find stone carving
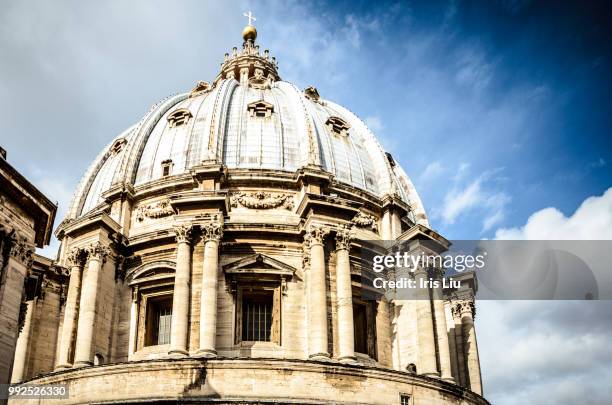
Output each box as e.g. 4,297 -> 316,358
230,191 -> 294,210
451,299 -> 476,319
86,242 -> 110,263
201,222 -> 223,242
135,199 -> 175,222
173,224 -> 193,244
351,211 -> 378,231
8,236 -> 35,267
335,228 -> 353,251
305,224 -> 330,247
66,247 -> 88,268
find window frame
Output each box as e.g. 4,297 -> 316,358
234,283 -> 282,346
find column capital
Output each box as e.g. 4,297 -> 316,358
305,224 -> 330,247
86,242 -> 110,263
334,227 -> 353,251
201,221 -> 223,242
8,236 -> 35,267
451,298 -> 476,319
66,247 -> 88,268
173,224 -> 193,244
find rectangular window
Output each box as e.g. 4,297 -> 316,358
242,290 -> 273,342
400,394 -> 410,405
354,302 -> 368,354
146,296 -> 173,346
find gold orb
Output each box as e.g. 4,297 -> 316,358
242,25 -> 257,41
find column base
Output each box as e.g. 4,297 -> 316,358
338,355 -> 358,364
167,349 -> 189,358
55,364 -> 73,371
194,349 -> 217,359
72,360 -> 93,368
422,372 -> 441,378
442,376 -> 456,383
308,352 -> 330,361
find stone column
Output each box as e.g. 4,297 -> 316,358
306,225 -> 330,359
169,224 -> 193,356
459,298 -> 482,395
128,286 -> 139,358
197,221 -> 223,357
414,267 -> 438,376
10,298 -> 36,383
452,305 -> 467,387
335,228 -> 355,363
73,242 -> 109,367
56,247 -> 86,370
0,234 -> 34,385
381,210 -> 392,240
431,268 -> 453,381
391,210 -> 402,239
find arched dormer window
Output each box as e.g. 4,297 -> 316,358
325,116 -> 350,136
247,100 -> 274,118
167,108 -> 192,127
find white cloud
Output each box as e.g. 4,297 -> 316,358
438,166 -> 510,232
479,189 -> 612,404
420,161 -> 444,182
495,187 -> 612,240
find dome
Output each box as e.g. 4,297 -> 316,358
65,30 -> 429,228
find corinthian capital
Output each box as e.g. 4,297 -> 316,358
451,298 -> 476,319
9,237 -> 35,267
305,224 -> 330,247
66,247 -> 88,268
201,221 -> 223,242
335,227 -> 353,251
86,242 -> 110,263
173,224 -> 193,244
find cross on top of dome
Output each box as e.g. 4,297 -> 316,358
243,10 -> 256,26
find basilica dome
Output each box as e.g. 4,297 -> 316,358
12,22 -> 486,405
65,34 -> 428,227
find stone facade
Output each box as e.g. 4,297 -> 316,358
8,24 -> 487,405
0,150 -> 56,387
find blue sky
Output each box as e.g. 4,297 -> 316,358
1,1 -> 611,404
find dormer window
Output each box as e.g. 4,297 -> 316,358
385,152 -> 396,167
167,109 -> 192,127
304,86 -> 320,102
325,116 -> 350,136
110,138 -> 127,155
189,81 -> 211,97
247,100 -> 274,118
161,159 -> 173,177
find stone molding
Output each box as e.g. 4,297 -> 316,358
135,199 -> 175,222
230,191 -> 294,210
173,224 -> 193,244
